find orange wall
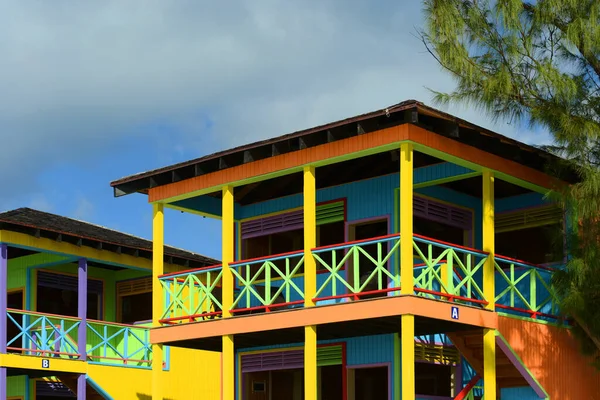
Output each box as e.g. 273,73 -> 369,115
498,316 -> 600,400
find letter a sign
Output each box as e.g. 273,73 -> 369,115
451,306 -> 459,320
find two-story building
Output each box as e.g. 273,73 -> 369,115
0,208 -> 220,399
47,98 -> 599,399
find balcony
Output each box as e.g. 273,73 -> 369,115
157,233 -> 561,328
6,309 -> 153,368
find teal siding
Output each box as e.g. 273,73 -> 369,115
501,386 -> 540,399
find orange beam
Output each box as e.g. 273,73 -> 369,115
150,296 -> 497,344
148,124 -> 557,203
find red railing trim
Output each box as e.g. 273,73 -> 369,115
312,233 -> 400,252
159,264 -> 223,279
494,254 -> 556,271
413,233 -> 489,255
7,308 -> 82,322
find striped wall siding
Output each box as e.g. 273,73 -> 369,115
6,376 -> 27,398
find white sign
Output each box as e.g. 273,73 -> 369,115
451,306 -> 459,320
42,359 -> 50,369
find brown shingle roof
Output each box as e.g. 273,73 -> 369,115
0,207 -> 218,268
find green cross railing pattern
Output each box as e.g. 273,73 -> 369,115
312,234 -> 401,302
413,235 -> 489,307
86,320 -> 152,366
159,265 -> 224,324
155,234 -> 562,324
494,256 -> 559,321
230,251 -> 305,313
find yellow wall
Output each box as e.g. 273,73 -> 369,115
88,347 -> 221,399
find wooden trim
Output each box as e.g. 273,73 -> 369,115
149,124 -> 559,203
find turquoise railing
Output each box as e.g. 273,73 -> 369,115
5,309 -> 153,367
159,265 -> 223,323
6,309 -> 81,358
313,234 -> 401,301
86,320 -> 152,367
230,251 -> 305,313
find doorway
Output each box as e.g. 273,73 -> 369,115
6,290 -> 23,352
352,366 -> 389,400
348,219 -> 389,298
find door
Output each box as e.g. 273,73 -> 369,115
348,220 -> 389,298
245,371 -> 269,400
353,366 -> 388,400
7,291 -> 23,352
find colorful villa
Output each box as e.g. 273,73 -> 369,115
2,100 -> 600,399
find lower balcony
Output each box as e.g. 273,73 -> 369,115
5,309 -> 154,368
154,234 -> 560,349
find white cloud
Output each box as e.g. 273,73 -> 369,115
0,0 -> 551,203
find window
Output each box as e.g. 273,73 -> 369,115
414,363 -> 453,397
120,292 -> 152,324
496,224 -> 562,264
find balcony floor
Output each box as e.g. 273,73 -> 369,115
152,295 -> 497,352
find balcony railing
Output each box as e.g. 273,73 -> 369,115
5,309 -> 153,367
158,234 -> 562,324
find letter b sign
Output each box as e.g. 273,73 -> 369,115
42,359 -> 50,369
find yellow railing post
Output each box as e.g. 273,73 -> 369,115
304,165 -> 317,400
482,169 -> 496,400
152,203 -> 164,400
222,185 -> 235,400
400,142 -> 415,400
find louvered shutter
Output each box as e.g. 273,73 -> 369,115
241,201 -> 346,239
37,271 -> 103,294
241,350 -> 304,372
117,277 -> 153,296
317,345 -> 343,366
413,196 -> 472,231
496,205 -> 563,233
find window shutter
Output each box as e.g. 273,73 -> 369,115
37,271 -> 103,294
415,342 -> 460,365
241,201 -> 346,239
317,345 -> 343,366
241,350 -> 304,372
316,201 -> 345,226
413,196 -> 472,231
117,277 -> 153,296
496,205 -> 563,233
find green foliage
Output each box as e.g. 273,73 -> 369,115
422,0 -> 600,366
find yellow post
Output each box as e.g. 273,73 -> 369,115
152,203 -> 164,400
482,169 -> 495,310
401,314 -> 415,400
483,328 -> 496,400
303,165 -> 318,400
222,186 -> 235,400
400,142 -> 413,295
482,170 -> 496,400
304,165 -> 317,306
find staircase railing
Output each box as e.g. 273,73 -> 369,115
454,374 -> 481,400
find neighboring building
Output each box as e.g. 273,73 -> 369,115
0,208 -> 220,399
111,100 -> 600,400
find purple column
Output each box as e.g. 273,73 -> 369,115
0,244 -> 7,400
0,244 -> 7,354
77,258 -> 87,361
77,374 -> 87,399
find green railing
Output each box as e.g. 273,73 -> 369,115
413,235 -> 488,307
313,234 -> 401,301
230,251 -> 305,313
86,320 -> 152,367
494,256 -> 559,321
159,265 -> 224,323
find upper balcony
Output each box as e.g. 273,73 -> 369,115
158,232 -> 560,323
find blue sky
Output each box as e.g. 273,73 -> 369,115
0,1 -> 551,260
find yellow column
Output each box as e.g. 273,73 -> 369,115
482,170 -> 496,400
303,165 -> 317,400
482,169 -> 495,310
400,143 -> 415,400
400,142 -> 413,294
222,186 -> 235,400
401,315 -> 415,400
152,203 -> 164,400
